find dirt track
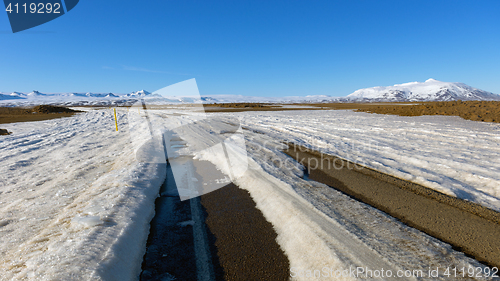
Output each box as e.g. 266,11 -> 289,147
284,144 -> 500,268
141,157 -> 290,281
201,183 -> 290,281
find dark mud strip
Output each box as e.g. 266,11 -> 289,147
284,144 -> 500,268
200,183 -> 291,281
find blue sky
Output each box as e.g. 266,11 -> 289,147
1,0 -> 499,97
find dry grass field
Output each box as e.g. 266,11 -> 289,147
354,101 -> 500,123
205,101 -> 500,123
0,105 -> 81,126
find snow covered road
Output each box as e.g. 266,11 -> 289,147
1,108 -> 498,280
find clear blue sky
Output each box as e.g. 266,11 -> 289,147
1,0 -> 499,97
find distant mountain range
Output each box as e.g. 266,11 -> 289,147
0,90 -> 336,106
1,79 -> 499,106
0,90 -> 156,107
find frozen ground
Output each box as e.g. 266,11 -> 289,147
0,108 -> 498,280
230,110 -> 500,212
0,109 -> 166,280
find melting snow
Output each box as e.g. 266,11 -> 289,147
1,107 -> 498,280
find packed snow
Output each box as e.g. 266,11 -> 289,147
0,109 -> 166,280
229,110 -> 500,212
1,107 -> 499,280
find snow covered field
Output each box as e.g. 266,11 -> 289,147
1,108 -> 498,280
0,110 -> 166,280
232,110 -> 500,212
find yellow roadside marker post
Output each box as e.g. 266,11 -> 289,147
114,108 -> 119,131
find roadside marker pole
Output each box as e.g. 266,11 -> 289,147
114,108 -> 119,131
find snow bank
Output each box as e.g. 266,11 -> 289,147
0,109 -> 166,280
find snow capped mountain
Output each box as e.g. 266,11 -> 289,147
0,92 -> 25,100
27,90 -> 47,97
126,90 -> 154,98
69,93 -> 118,98
346,79 -> 500,102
